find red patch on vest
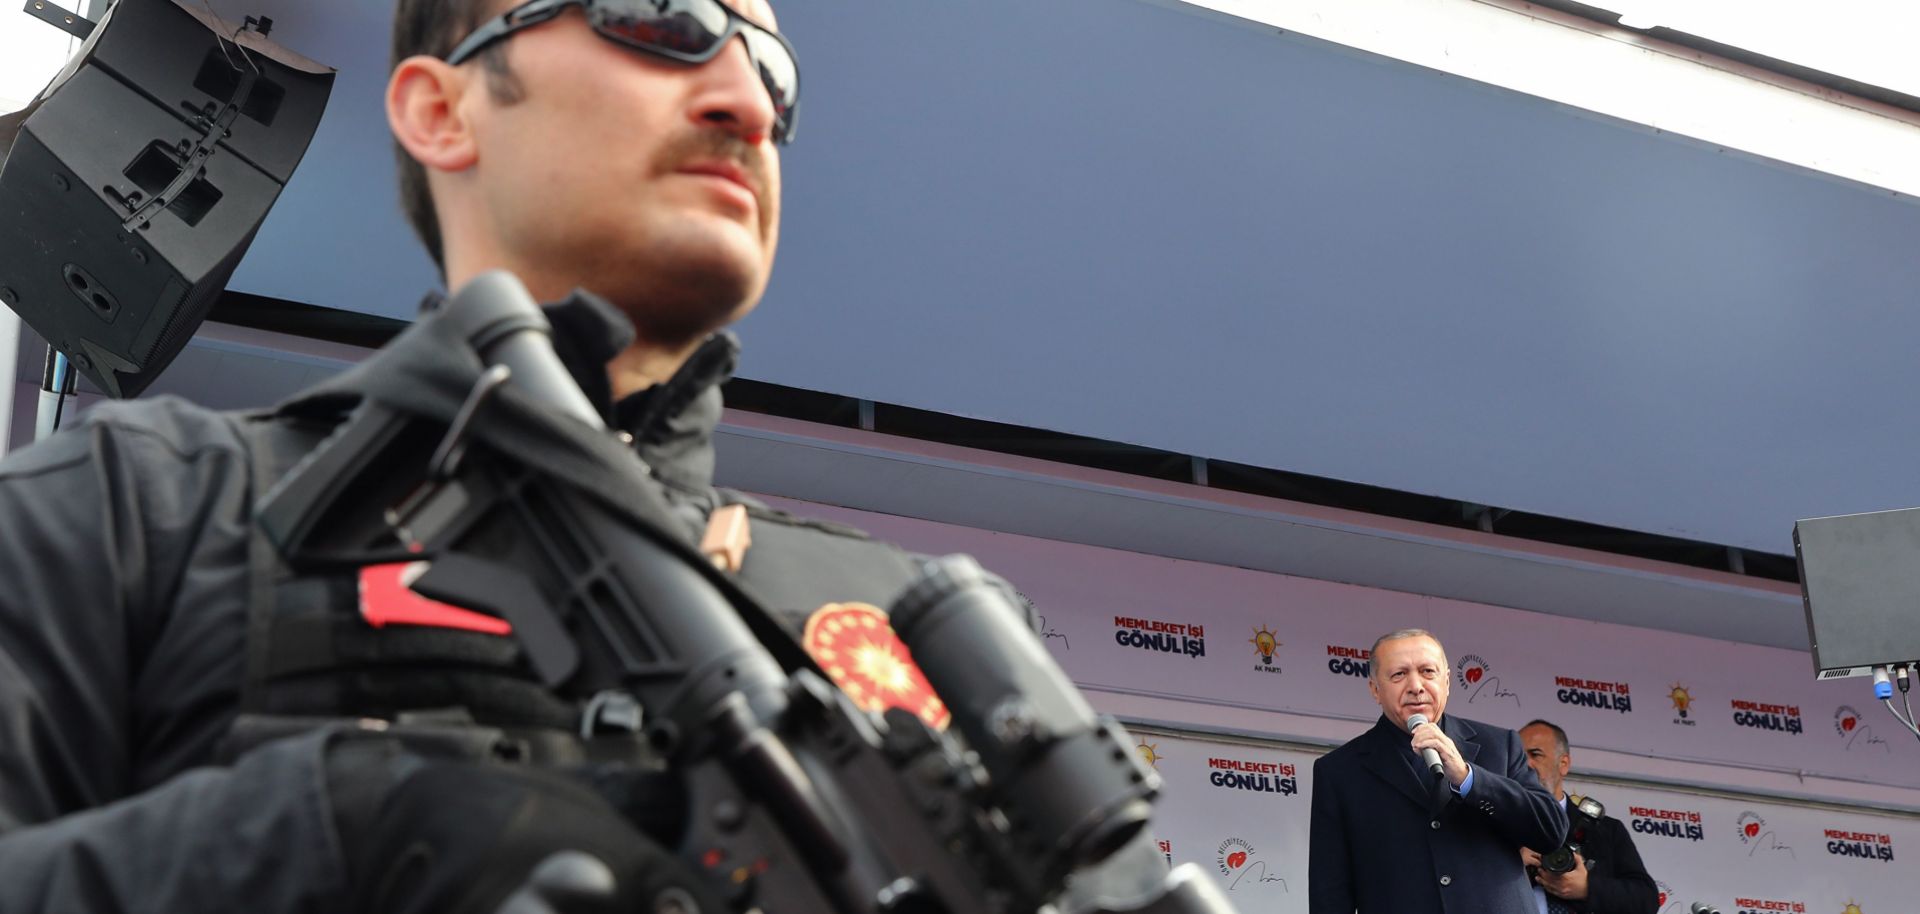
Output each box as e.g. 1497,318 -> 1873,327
803,602 -> 949,730
358,562 -> 512,636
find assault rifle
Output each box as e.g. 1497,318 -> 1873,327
253,271 -> 1238,914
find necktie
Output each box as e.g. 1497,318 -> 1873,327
1546,897 -> 1574,914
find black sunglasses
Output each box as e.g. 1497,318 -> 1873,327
444,0 -> 800,145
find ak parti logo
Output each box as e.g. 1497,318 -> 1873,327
1249,626 -> 1282,674
1668,683 -> 1696,726
1136,740 -> 1164,770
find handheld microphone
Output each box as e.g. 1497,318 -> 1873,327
1690,903 -> 1722,914
1405,713 -> 1444,776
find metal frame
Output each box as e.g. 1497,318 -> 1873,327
1525,0 -> 1920,117
0,310 -> 17,454
21,0 -> 96,39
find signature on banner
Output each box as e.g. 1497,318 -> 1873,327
1035,614 -> 1069,651
1834,706 -> 1889,753
1456,654 -> 1521,708
1736,811 -> 1796,860
1215,838 -> 1289,893
1017,593 -> 1071,651
1745,832 -> 1795,859
1846,725 -> 1890,753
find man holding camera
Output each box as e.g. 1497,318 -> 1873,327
1518,720 -> 1660,914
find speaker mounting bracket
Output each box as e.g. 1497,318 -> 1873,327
120,66 -> 256,232
22,1 -> 96,41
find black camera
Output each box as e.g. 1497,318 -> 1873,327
1538,794 -> 1605,874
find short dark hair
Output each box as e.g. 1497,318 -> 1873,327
390,0 -> 525,273
1521,719 -> 1570,757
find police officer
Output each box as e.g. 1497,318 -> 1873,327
0,0 -> 943,910
1518,720 -> 1660,914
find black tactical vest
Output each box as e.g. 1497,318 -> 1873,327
223,294 -> 927,757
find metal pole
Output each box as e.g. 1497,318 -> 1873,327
34,347 -> 72,442
0,308 -> 18,454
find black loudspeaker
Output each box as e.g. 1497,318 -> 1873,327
0,0 -> 333,397
1796,507 -> 1920,680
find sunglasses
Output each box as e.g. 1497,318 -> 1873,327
444,0 -> 800,145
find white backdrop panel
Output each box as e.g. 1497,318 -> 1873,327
752,497 -> 1920,793
1137,729 -> 1918,914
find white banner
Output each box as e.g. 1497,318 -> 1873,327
1136,729 -> 1917,914
755,497 -> 1920,794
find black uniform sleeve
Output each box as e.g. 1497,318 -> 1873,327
1579,816 -> 1659,914
0,419 -> 146,827
0,401 -> 348,911
0,729 -> 350,912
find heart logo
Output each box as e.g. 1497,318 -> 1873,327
1465,667 -> 1483,684
1658,891 -> 1668,905
1842,717 -> 1857,732
1744,822 -> 1760,838
1227,852 -> 1248,869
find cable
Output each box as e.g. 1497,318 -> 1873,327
232,21 -> 260,75
48,361 -> 74,433
1882,668 -> 1915,733
1900,664 -> 1914,735
1887,695 -> 1913,729
1884,697 -> 1920,743
198,0 -> 244,74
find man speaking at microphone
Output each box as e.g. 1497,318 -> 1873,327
1309,628 -> 1566,914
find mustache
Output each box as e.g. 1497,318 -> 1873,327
657,128 -> 771,200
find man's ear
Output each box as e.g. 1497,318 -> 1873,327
388,55 -> 481,174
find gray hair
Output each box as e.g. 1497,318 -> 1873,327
1522,719 -> 1570,757
1368,628 -> 1447,681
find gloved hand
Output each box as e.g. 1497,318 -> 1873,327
326,737 -> 724,914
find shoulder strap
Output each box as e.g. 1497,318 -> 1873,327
228,408 -> 296,714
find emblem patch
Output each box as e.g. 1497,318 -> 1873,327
803,602 -> 949,729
